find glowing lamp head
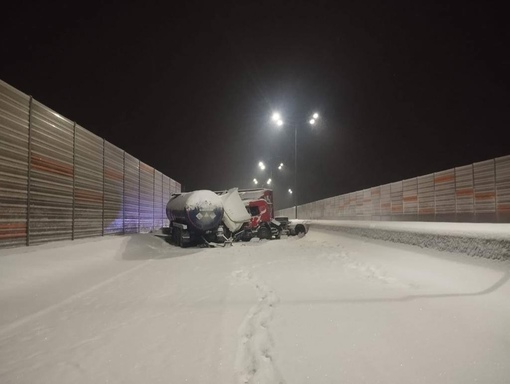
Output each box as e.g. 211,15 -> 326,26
271,112 -> 281,122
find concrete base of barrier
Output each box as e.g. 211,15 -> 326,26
311,222 -> 510,261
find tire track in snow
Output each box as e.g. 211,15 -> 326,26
232,270 -> 285,384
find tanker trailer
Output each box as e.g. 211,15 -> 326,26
166,190 -> 224,247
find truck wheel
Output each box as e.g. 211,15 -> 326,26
257,226 -> 271,240
173,228 -> 182,247
295,224 -> 306,238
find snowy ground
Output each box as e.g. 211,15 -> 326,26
1,229 -> 509,383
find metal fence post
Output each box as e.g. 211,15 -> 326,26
122,151 -> 126,235
493,159 -> 497,216
433,172 -> 437,219
454,167 -> 457,221
71,122 -> 76,240
153,168 -> 155,231
26,96 -> 33,246
138,161 -> 141,233
102,139 -> 105,236
161,173 -> 164,228
472,163 -> 476,218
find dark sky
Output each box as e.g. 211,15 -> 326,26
2,1 -> 508,209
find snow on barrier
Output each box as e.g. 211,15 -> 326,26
308,220 -> 510,261
0,79 -> 181,248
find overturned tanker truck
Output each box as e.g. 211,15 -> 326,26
165,188 -> 251,247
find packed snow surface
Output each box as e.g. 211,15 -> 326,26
1,228 -> 509,383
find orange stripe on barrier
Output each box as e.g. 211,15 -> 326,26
456,188 -> 473,197
434,174 -> 454,183
31,156 -> 73,177
419,208 -> 434,214
104,168 -> 123,181
0,223 -> 26,230
475,192 -> 495,200
0,231 -> 26,239
498,204 -> 510,212
75,189 -> 103,203
403,196 -> 417,202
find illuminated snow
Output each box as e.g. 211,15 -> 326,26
1,227 -> 509,383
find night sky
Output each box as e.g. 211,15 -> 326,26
2,1 -> 508,209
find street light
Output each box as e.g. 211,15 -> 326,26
253,178 -> 258,185
267,178 -> 272,185
271,111 -> 320,218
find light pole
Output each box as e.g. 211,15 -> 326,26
271,111 -> 320,219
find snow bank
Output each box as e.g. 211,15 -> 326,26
308,220 -> 510,260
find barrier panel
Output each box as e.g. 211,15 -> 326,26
74,125 -> 103,239
29,101 -> 74,244
0,81 -> 29,246
496,156 -> 510,220
154,170 -> 164,229
0,79 -> 181,248
276,154 -> 510,223
104,141 -> 124,235
139,161 -> 154,233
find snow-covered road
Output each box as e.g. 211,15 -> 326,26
1,229 -> 509,383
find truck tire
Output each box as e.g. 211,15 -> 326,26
172,227 -> 181,246
295,224 -> 306,238
257,226 -> 271,240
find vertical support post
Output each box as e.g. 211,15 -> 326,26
26,96 -> 33,246
390,183 -> 393,221
379,187 -> 381,221
162,173 -> 164,227
472,163 -> 476,219
493,158 -> 497,219
414,178 -> 417,221
433,173 -> 437,220
102,139 -> 105,236
71,122 -> 76,240
138,161 -> 141,233
122,152 -> 126,235
454,167 -> 457,221
153,168 -> 155,231
294,124 -> 298,220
